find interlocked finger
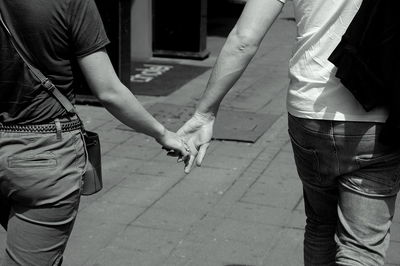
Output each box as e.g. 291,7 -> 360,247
196,143 -> 210,166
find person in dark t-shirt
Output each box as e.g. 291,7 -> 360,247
0,0 -> 110,124
0,1 -> 190,265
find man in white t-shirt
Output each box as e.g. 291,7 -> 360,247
177,0 -> 400,265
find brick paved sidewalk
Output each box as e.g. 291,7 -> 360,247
1,2 -> 399,265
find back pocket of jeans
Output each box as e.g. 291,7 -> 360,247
8,153 -> 57,168
356,152 -> 400,188
289,131 -> 321,184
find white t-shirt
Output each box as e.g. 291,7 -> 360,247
286,0 -> 388,122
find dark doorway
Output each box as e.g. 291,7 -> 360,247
207,0 -> 245,37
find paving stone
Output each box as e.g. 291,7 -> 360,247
134,160 -> 186,178
168,240 -> 213,265
261,229 -> 303,266
240,155 -> 278,178
285,210 -> 306,230
123,133 -> 162,148
241,178 -> 303,210
98,141 -> 119,156
119,173 -> 180,191
97,128 -> 134,144
163,73 -> 210,106
133,207 -> 204,232
210,142 -> 264,159
83,226 -> 185,266
110,226 -> 184,255
257,151 -> 300,182
256,114 -> 290,145
84,249 -> 168,266
77,105 -> 115,122
226,71 -> 290,112
173,238 -> 268,266
162,256 -> 225,266
173,174 -> 236,196
102,155 -> 144,174
204,147 -> 283,208
254,150 -> 282,167
198,218 -> 278,246
107,143 -> 162,160
279,139 -> 292,152
76,200 -> 146,226
185,215 -> 226,243
63,222 -> 126,266
259,88 -> 287,116
211,201 -> 293,227
78,171 -> 129,210
101,169 -> 129,188
161,255 -> 190,266
153,189 -> 220,214
99,186 -> 165,207
248,146 -> 282,167
173,167 -> 240,199
294,196 -> 305,211
197,154 -> 253,171
385,241 -> 400,266
186,167 -> 240,183
80,115 -> 110,131
390,221 -> 400,242
241,150 -> 302,210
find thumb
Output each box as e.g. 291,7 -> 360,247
196,143 -> 210,166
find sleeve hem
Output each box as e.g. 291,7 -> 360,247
75,39 -> 110,58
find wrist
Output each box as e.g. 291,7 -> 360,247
195,104 -> 217,121
153,124 -> 167,143
193,111 -> 216,128
194,111 -> 215,121
196,101 -> 219,117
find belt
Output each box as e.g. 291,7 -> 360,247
0,119 -> 82,133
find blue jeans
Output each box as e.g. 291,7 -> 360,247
288,114 -> 400,266
0,128 -> 86,265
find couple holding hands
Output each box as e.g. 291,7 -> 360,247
1,0 -> 399,265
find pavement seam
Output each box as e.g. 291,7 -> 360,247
291,194 -> 304,212
123,174 -> 187,227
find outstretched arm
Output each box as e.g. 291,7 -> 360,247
198,0 -> 284,115
77,49 -> 190,158
179,0 -> 284,173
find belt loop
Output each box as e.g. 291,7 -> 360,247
55,119 -> 62,140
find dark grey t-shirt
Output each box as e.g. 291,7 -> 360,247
0,0 -> 110,124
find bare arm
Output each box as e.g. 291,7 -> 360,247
177,0 -> 284,173
197,0 -> 284,116
77,49 -> 188,154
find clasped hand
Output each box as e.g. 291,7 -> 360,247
159,111 -> 214,173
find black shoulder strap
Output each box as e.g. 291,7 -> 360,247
0,11 -> 76,115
